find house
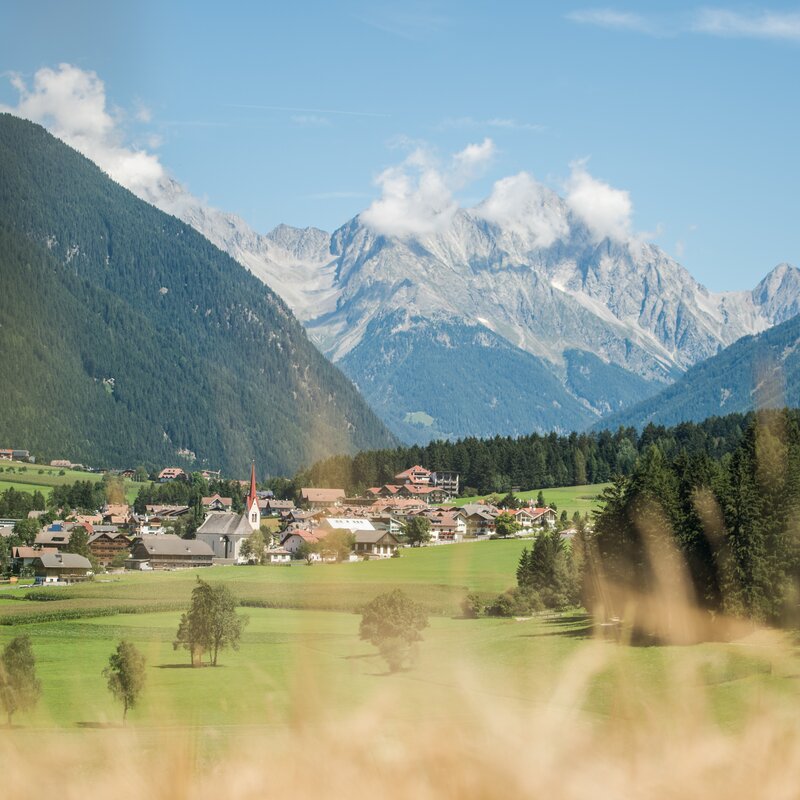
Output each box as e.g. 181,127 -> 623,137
320,517 -> 376,534
194,463 -> 260,562
394,465 -> 433,485
264,548 -> 292,565
0,448 -> 15,460
430,471 -> 460,496
33,552 -> 92,583
202,494 -> 233,512
145,504 -> 191,517
462,507 -> 498,537
158,467 -> 187,482
102,504 -> 130,525
300,488 -> 346,509
125,535 -> 214,570
392,466 -> 460,497
13,546 -> 57,570
88,531 -> 131,567
280,528 -> 327,558
35,523 -> 71,549
282,509 -> 319,529
0,523 -> 18,539
354,530 -> 399,559
261,498 -> 294,515
523,507 -> 557,529
426,511 -> 466,542
369,514 -> 405,537
74,513 -> 102,527
397,485 -> 448,505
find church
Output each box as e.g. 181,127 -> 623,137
195,463 -> 260,563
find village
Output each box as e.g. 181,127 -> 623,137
1,460 -> 561,584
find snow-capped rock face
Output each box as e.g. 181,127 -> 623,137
297,206 -> 795,382
751,263 -> 800,326
143,172 -> 799,440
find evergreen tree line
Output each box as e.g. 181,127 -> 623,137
290,412 -> 757,497
586,408 -> 800,626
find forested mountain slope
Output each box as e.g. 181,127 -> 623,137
600,314 -> 800,430
0,115 -> 396,474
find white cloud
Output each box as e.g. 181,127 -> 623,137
565,159 -> 633,242
692,8 -> 800,41
361,139 -> 495,238
473,172 -> 568,247
566,9 -> 660,34
568,6 -> 800,42
0,63 -> 166,202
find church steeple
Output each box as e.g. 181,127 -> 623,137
245,462 -> 260,530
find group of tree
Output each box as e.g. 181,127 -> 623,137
0,633 -> 146,726
290,412 -> 757,497
0,487 -> 46,519
132,474 -> 247,516
173,578 -> 248,666
295,530 -> 356,564
585,409 -> 800,628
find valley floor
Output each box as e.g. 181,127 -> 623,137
3,541 -> 800,799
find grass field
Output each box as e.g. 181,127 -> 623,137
0,539 -> 531,623
0,460 -> 140,503
455,482 -> 611,516
2,541 -> 800,798
0,537 -> 796,733
0,605 -> 793,733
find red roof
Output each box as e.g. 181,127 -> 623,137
394,465 -> 432,480
245,463 -> 258,512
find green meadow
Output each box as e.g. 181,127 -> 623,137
0,539 -> 531,623
0,539 -> 797,734
0,460 -> 140,503
455,482 -> 611,516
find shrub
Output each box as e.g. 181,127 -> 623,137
461,593 -> 483,618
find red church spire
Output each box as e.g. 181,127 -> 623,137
246,462 -> 257,510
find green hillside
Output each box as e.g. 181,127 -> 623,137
0,115 -> 395,474
602,314 -> 800,430
339,314 -> 659,444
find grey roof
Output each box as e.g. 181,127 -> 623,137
355,530 -> 398,545
134,534 -> 213,557
461,504 -> 498,516
196,512 -> 253,537
88,530 -> 128,544
36,552 -> 92,570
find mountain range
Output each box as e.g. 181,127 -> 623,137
0,114 -> 396,474
148,169 -> 800,442
600,312 -> 800,431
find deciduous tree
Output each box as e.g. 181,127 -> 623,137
359,589 -> 428,672
103,640 -> 146,723
404,516 -> 431,547
0,635 -> 41,725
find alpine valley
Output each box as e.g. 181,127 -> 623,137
146,161 -> 800,444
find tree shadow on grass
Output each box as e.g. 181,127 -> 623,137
513,612 -> 595,640
76,721 -> 120,729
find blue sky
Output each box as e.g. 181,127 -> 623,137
2,0 -> 799,290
